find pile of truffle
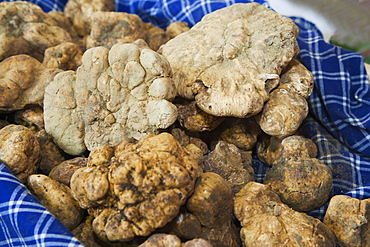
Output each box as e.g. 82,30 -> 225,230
1,1 -> 369,246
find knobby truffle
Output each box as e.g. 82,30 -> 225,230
234,182 -> 337,246
70,132 -> 200,242
44,40 -> 177,155
0,1 -> 72,61
159,3 -> 299,118
0,124 -> 40,183
324,195 -> 370,247
0,55 -> 61,112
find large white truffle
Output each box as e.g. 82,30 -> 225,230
44,40 -> 177,155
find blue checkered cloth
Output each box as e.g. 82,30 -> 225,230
1,0 -> 370,245
0,163 -> 83,246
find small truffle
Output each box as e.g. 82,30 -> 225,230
202,141 -> 254,194
176,99 -> 224,132
234,182 -> 337,246
27,174 -> 85,231
170,128 -> 209,155
166,22 -> 190,39
0,1 -> 72,61
258,88 -> 309,138
14,105 -> 45,129
86,11 -> 148,50
34,129 -> 66,175
49,157 -> 88,186
0,124 -> 40,183
264,157 -> 332,212
138,234 -> 182,247
324,195 -> 370,247
219,117 -> 261,151
256,134 -> 317,166
0,55 -> 61,112
43,42 -> 82,70
63,0 -> 115,36
186,172 -> 239,247
279,59 -> 314,99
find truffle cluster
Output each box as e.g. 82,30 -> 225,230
1,1 -> 362,246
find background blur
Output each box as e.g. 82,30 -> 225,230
269,0 -> 370,63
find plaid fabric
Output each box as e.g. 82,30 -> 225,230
1,0 -> 370,244
292,16 -> 370,219
294,17 -> 370,157
0,163 -> 83,247
4,0 -> 68,12
116,0 -> 270,28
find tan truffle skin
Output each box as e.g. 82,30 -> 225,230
49,157 -> 88,186
279,59 -> 315,99
27,174 -> 85,231
219,117 -> 261,151
72,215 -> 147,247
167,209 -> 203,240
324,195 -> 370,247
138,233 -> 182,247
43,42 -> 82,71
165,22 -> 190,39
258,88 -> 309,138
34,129 -> 66,175
186,172 -> 239,247
63,0 -> 115,36
0,55 -> 61,112
182,238 -> 213,247
14,105 -> 45,129
176,99 -> 224,132
160,3 -> 299,118
170,128 -> 209,155
202,141 -> 255,195
86,12 -> 169,51
0,1 -> 72,61
138,234 -> 213,247
86,11 -> 148,50
0,124 -> 40,183
234,182 -> 337,247
70,133 -> 200,242
72,216 -> 106,247
144,22 -> 171,51
46,11 -> 79,40
264,157 -> 332,212
256,134 -> 317,166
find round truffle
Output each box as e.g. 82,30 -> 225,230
264,157 -> 332,212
